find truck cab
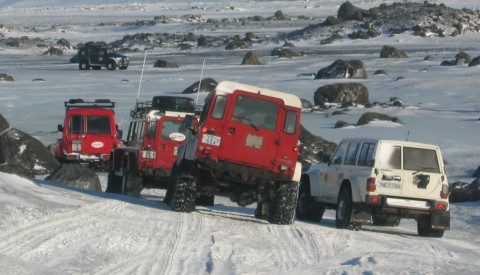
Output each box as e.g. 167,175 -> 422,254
167,81 -> 303,225
106,96 -> 196,196
56,99 -> 122,170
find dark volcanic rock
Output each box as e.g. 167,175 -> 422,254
0,73 -> 14,82
182,78 -> 218,94
449,180 -> 480,203
335,120 -> 355,128
380,45 -> 408,58
314,83 -> 369,107
271,47 -> 302,58
153,59 -> 179,68
241,51 -> 261,65
0,114 -> 9,131
46,163 -> 101,192
337,1 -> 364,21
299,125 -> 337,170
42,47 -> 63,56
315,59 -> 368,79
454,51 -> 471,65
468,56 -> 480,67
0,128 -> 60,177
357,112 -> 402,125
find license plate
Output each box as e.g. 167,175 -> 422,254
380,182 -> 401,189
202,134 -> 221,146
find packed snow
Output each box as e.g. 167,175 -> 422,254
1,0 -> 480,274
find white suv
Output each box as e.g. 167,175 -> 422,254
296,138 -> 450,237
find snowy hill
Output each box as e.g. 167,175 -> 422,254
1,0 -> 480,273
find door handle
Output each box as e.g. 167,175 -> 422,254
228,127 -> 235,135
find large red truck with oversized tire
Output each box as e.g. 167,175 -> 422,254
165,81 -> 303,225
106,96 -> 196,196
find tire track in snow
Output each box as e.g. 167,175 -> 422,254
0,200 -> 125,268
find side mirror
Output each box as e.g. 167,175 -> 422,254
57,124 -> 63,132
117,129 -> 123,140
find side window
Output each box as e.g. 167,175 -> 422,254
331,142 -> 349,165
378,144 -> 401,169
284,110 -> 297,134
147,121 -> 156,139
344,142 -> 360,165
358,143 -> 376,167
211,96 -> 227,119
69,115 -> 83,134
137,121 -> 145,140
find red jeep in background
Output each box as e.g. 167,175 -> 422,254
166,81 -> 303,225
106,96 -> 196,196
56,99 -> 122,170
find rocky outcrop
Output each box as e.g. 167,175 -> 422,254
153,59 -> 179,68
315,59 -> 368,79
313,83 -> 369,107
299,125 -> 337,170
181,78 -> 218,94
46,163 -> 102,192
380,46 -> 408,58
357,112 -> 403,125
241,52 -> 261,65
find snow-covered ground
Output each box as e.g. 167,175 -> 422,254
1,0 -> 480,274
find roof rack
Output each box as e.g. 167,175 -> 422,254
151,96 -> 195,113
64,98 -> 115,109
130,100 -> 152,118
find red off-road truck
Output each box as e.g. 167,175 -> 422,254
56,99 -> 122,170
165,81 -> 303,225
106,96 -> 196,196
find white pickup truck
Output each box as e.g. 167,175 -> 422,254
296,138 -> 450,237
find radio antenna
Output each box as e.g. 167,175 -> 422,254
196,58 -> 206,105
406,129 -> 410,141
136,50 -> 148,103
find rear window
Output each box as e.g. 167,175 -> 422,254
403,147 -> 440,173
161,120 -> 188,140
86,115 -> 111,134
231,95 -> 279,131
69,115 -> 83,134
378,144 -> 401,169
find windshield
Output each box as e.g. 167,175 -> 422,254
86,115 -> 111,134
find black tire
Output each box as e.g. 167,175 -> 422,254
169,168 -> 197,212
417,215 -> 445,238
268,181 -> 299,225
296,180 -> 325,222
105,161 -> 122,193
336,187 -> 353,229
372,215 -> 400,227
121,169 -> 143,197
196,195 -> 215,206
79,60 -> 90,70
106,60 -> 117,70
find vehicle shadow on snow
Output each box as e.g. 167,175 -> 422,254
195,204 -> 267,224
35,179 -> 171,211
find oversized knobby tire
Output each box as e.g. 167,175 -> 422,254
106,60 -> 117,70
296,180 -> 325,222
168,168 -> 197,212
417,215 -> 445,238
121,169 -> 143,197
268,181 -> 299,225
105,162 -> 122,193
336,187 -> 353,229
372,215 -> 400,227
79,60 -> 90,70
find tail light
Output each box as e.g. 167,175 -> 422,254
440,184 -> 449,199
366,177 -> 376,192
435,202 -> 448,209
279,165 -> 289,171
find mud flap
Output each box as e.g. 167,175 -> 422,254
431,211 -> 450,229
351,203 -> 371,223
292,162 -> 302,183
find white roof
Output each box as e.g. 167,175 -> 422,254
214,81 -> 302,109
339,138 -> 440,150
